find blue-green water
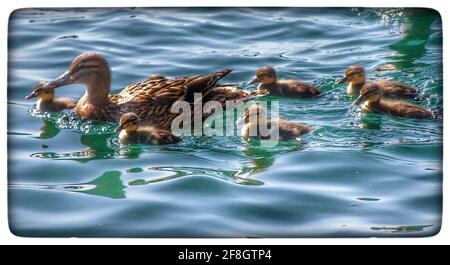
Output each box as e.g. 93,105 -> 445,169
8,8 -> 442,237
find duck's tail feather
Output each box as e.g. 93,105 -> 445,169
203,88 -> 269,107
184,68 -> 233,103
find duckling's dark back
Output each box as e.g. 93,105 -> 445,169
382,101 -> 435,119
373,80 -> 417,99
278,119 -> 313,140
135,127 -> 182,145
278,80 -> 321,98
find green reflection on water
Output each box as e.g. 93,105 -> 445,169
389,9 -> 440,69
80,171 -> 126,199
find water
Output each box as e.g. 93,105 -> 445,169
7,7 -> 443,237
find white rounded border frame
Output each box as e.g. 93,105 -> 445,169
0,0 -> 448,245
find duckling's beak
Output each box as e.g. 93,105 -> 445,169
25,91 -> 39,100
115,124 -> 124,132
336,76 -> 348,85
44,71 -> 72,89
352,94 -> 366,106
247,76 -> 261,85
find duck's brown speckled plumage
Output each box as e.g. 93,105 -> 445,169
338,65 -> 418,99
241,104 -> 313,141
353,83 -> 435,119
41,52 -> 266,130
25,82 -> 76,112
204,86 -> 269,107
116,113 -> 181,145
248,66 -> 320,98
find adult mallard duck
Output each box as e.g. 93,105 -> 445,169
39,52 -> 266,130
25,82 -> 76,112
337,65 -> 418,99
352,83 -> 435,119
116,112 -> 181,145
241,104 -> 313,141
247,66 -> 320,98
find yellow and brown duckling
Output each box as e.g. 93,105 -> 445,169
40,52 -> 267,130
241,104 -> 313,141
116,112 -> 182,145
352,83 -> 435,119
25,82 -> 76,112
337,65 -> 418,99
248,66 -> 321,98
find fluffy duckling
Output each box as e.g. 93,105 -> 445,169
116,112 -> 182,145
241,104 -> 313,141
352,83 -> 435,119
337,65 -> 417,99
25,82 -> 76,112
248,66 -> 320,98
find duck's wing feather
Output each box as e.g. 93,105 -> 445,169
183,68 -> 233,103
117,78 -> 190,105
116,69 -> 233,105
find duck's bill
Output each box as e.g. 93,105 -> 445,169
44,71 -> 72,89
115,125 -> 124,132
336,76 -> 348,84
25,91 -> 39,100
247,77 -> 260,85
352,95 -> 365,106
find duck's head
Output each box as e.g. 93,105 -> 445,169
43,52 -> 111,90
116,112 -> 140,133
337,65 -> 366,85
352,84 -> 382,106
25,82 -> 54,101
148,74 -> 167,81
244,104 -> 268,124
248,66 -> 277,85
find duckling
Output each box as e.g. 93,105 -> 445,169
41,52 -> 267,130
337,65 -> 417,99
116,112 -> 182,145
247,66 -> 320,98
352,83 -> 435,119
25,82 -> 76,112
241,104 -> 313,141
